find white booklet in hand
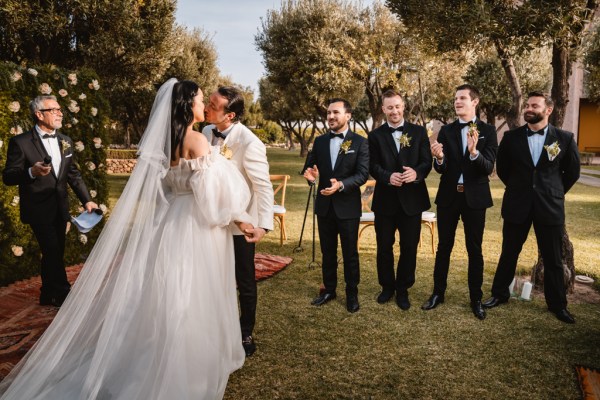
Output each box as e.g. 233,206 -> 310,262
71,210 -> 103,233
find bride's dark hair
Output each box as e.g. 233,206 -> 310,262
170,80 -> 199,161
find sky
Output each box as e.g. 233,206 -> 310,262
175,0 -> 374,96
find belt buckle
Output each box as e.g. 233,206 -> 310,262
457,184 -> 464,192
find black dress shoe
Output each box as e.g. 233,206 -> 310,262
552,308 -> 575,324
482,296 -> 508,309
396,294 -> 410,311
311,292 -> 337,306
376,289 -> 394,304
347,296 -> 360,313
471,301 -> 486,320
39,295 -> 65,307
242,335 -> 256,356
421,294 -> 444,310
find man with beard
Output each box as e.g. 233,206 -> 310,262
422,84 -> 498,320
482,92 -> 580,324
368,90 -> 432,310
304,98 -> 369,313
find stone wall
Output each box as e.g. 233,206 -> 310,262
106,159 -> 136,174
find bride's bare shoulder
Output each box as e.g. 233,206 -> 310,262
186,130 -> 209,158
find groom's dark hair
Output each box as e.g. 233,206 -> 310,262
218,86 -> 245,122
327,98 -> 352,114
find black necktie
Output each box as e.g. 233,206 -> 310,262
527,127 -> 545,137
330,132 -> 344,139
388,125 -> 403,134
42,134 -> 56,139
212,128 -> 226,139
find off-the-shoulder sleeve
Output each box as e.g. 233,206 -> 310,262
189,152 -> 252,227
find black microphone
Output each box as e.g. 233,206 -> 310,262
93,208 -> 103,215
43,156 -> 52,166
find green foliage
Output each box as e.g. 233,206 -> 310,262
585,24 -> 600,103
0,62 -> 110,285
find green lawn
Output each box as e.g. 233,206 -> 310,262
108,148 -> 600,400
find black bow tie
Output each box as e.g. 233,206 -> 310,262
388,125 -> 403,134
457,121 -> 474,130
41,134 -> 56,139
212,128 -> 226,139
330,132 -> 344,139
527,127 -> 545,137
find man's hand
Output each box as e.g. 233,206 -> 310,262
431,141 -> 444,160
467,130 -> 479,157
244,227 -> 267,243
389,172 -> 403,187
303,165 -> 319,184
399,166 -> 417,183
31,161 -> 51,177
320,178 -> 342,196
85,201 -> 98,213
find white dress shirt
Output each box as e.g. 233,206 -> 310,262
458,118 -> 478,184
329,128 -> 348,169
29,125 -> 61,178
389,121 -> 404,152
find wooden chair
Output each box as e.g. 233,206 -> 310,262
358,179 -> 376,249
420,211 -> 437,254
270,174 -> 290,246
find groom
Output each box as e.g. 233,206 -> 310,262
3,95 -> 97,307
203,86 -> 274,356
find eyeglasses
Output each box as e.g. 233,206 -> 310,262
39,108 -> 63,115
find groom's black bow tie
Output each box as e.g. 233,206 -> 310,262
212,128 -> 226,139
329,132 -> 344,139
388,125 -> 403,134
41,134 -> 56,139
527,127 -> 545,137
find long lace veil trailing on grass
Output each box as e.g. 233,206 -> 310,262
0,78 -> 178,399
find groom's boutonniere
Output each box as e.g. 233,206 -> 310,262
339,140 -> 352,154
468,122 -> 479,138
220,144 -> 233,160
544,141 -> 561,161
61,139 -> 71,153
397,134 -> 412,149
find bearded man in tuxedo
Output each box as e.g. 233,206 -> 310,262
304,98 -> 369,313
482,92 -> 580,324
3,95 -> 97,307
368,89 -> 432,310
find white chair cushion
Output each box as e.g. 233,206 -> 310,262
360,212 -> 375,222
421,211 -> 436,221
273,205 -> 286,214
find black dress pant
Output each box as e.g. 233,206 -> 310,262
374,208 -> 421,296
317,207 -> 360,297
433,192 -> 486,302
30,213 -> 70,300
234,235 -> 257,338
491,219 -> 567,311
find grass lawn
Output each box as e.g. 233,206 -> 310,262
108,148 -> 600,399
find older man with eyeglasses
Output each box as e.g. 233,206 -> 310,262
3,95 -> 97,307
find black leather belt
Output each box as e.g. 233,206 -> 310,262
457,184 -> 464,192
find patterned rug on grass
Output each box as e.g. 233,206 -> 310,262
577,366 -> 600,400
0,253 -> 292,381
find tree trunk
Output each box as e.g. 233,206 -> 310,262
495,40 -> 523,129
549,44 -> 571,128
531,226 -> 575,294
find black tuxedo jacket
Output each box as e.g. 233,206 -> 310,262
2,130 -> 91,224
369,121 -> 432,216
497,124 -> 580,225
306,130 -> 369,219
433,119 -> 498,209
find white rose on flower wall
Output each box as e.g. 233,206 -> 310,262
79,234 -> 88,244
59,89 -> 68,97
0,139 -> 3,149
11,245 -> 23,257
27,68 -> 38,76
90,190 -> 97,198
68,100 -> 80,113
10,196 -> 19,206
8,101 -> 20,112
68,73 -> 78,85
74,141 -> 85,152
89,79 -> 100,90
86,161 -> 96,171
72,118 -> 79,125
91,107 -> 98,116
11,71 -> 22,82
99,204 -> 108,214
39,83 -> 52,94
79,93 -> 86,100
10,126 -> 23,135
93,137 -> 102,148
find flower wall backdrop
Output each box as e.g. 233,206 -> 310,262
0,62 -> 110,285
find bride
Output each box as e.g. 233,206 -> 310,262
0,79 -> 252,399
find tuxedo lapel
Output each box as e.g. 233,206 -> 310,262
516,127 -> 534,167
452,122 -> 464,161
30,130 -> 49,161
382,124 -> 399,158
56,132 -> 67,179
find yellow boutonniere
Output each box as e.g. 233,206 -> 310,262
468,122 -> 479,138
397,134 -> 412,149
61,139 -> 71,153
339,140 -> 352,154
544,141 -> 561,161
220,144 -> 233,160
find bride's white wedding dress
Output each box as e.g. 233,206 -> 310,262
0,151 -> 249,399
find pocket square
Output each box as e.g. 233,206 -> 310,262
346,150 -> 355,154
479,136 -> 485,139
65,154 -> 73,158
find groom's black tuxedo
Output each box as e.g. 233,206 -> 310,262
368,121 -> 432,296
3,129 -> 92,302
431,119 -> 498,302
490,124 -> 580,310
306,130 -> 369,296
